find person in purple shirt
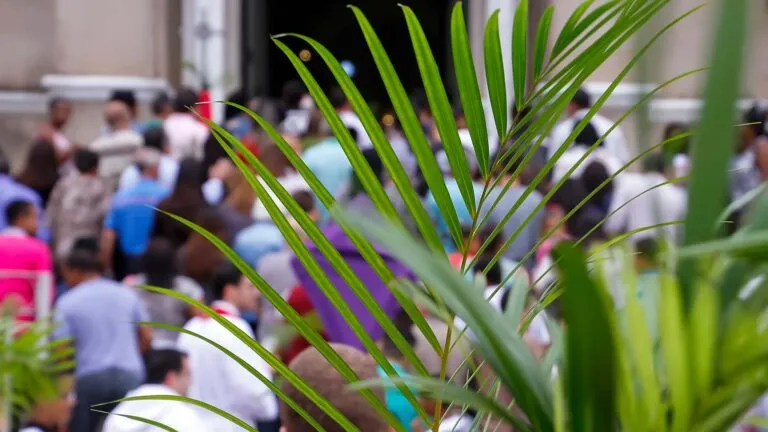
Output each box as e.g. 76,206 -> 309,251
0,153 -> 49,240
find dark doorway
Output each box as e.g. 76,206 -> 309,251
242,0 -> 454,113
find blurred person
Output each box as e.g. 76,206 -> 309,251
293,149 -> 413,350
18,374 -> 75,432
255,190 -> 320,351
280,344 -> 386,432
164,87 -> 209,160
551,110 -> 623,183
100,148 -> 169,279
301,109 -> 328,148
177,264 -> 278,431
330,87 -> 372,149
302,116 -> 353,221
143,92 -> 173,131
0,152 -> 46,236
631,237 -> 661,343
605,153 -> 687,242
108,90 -> 141,131
123,238 -> 204,347
480,153 -> 544,269
426,146 -> 483,252
251,143 -> 311,221
88,100 -> 144,182
103,349 -> 204,432
178,207 -> 229,293
0,200 -> 54,323
218,169 -> 257,239
662,122 -> 691,181
377,310 -> 419,431
580,160 -> 614,218
280,81 -> 313,136
550,88 -> 630,166
16,139 -> 60,206
731,105 -> 766,205
37,97 -> 73,165
46,149 -> 111,260
153,158 -> 208,247
53,249 -> 152,432
200,157 -> 235,204
119,126 -> 180,192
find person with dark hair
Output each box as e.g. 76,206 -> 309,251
109,90 -> 138,122
103,349 -> 203,432
53,248 -> 152,432
279,81 -> 313,136
281,344 -> 386,432
118,126 -> 180,192
16,139 -> 60,206
36,97 -> 74,165
732,105 -> 767,204
153,158 -> 208,247
88,100 -> 144,183
143,92 -> 172,131
164,87 -> 209,160
0,199 -> 54,323
46,149 -> 112,260
122,238 -> 204,346
101,148 -> 169,279
0,152 -> 47,237
549,87 -> 630,176
330,86 -> 372,149
177,264 -> 278,431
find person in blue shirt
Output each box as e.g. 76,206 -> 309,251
100,148 -> 169,279
302,119 -> 353,224
0,152 -> 49,240
425,147 -> 483,252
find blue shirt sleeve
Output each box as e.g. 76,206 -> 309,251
51,305 -> 72,342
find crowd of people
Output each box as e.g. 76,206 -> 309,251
1,81 -> 766,432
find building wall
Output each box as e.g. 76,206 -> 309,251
0,0 -> 179,170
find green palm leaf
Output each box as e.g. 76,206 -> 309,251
512,0 -> 529,107
351,6 -> 464,250
533,6 -> 554,80
680,0 -> 750,304
343,209 -> 554,431
484,10 -> 507,140
402,5 -> 476,216
280,33 -> 444,252
451,2 -> 490,177
205,126 -> 428,424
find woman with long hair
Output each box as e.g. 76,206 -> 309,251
17,140 -> 60,206
177,208 -> 229,296
153,158 -> 207,247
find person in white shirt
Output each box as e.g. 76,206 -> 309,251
177,265 -> 278,431
103,349 -> 204,432
88,101 -> 144,183
164,88 -> 209,161
549,88 -> 630,172
329,87 -> 372,150
118,127 -> 180,192
604,154 -> 687,242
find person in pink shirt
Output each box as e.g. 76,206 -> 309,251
0,200 -> 54,322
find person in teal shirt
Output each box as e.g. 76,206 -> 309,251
377,310 -> 419,431
302,122 -> 353,224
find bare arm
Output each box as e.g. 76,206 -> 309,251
137,325 -> 153,354
99,229 -> 116,274
755,139 -> 768,180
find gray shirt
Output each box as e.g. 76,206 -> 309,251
481,185 -> 544,269
53,278 -> 149,378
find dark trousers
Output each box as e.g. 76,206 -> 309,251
71,368 -> 141,432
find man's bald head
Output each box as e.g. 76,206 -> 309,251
104,101 -> 131,130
